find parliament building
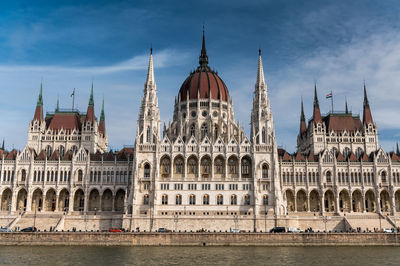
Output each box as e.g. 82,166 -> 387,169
0,32 -> 399,232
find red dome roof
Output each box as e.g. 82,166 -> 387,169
178,29 -> 230,102
178,69 -> 229,102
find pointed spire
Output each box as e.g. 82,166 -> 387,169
98,97 -> 106,135
199,26 -> 209,67
256,48 -> 266,89
363,82 -> 373,125
33,82 -> 44,121
56,97 -> 59,112
396,142 -> 399,155
299,98 -> 307,135
345,97 -> 349,114
1,139 -> 4,150
313,83 -> 322,123
145,47 -> 155,86
100,97 -> 105,121
88,82 -> 94,106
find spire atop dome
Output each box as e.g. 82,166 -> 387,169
199,26 -> 209,67
146,47 -> 155,86
256,48 -> 266,89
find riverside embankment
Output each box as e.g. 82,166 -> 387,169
0,232 -> 400,246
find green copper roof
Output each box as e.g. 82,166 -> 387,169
88,82 -> 94,106
37,82 -> 43,106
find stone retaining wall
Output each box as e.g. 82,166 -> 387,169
0,232 -> 399,246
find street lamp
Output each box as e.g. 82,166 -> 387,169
94,207 -> 97,216
233,214 -> 238,230
33,207 -> 37,229
323,216 -> 327,232
264,205 -> 268,233
7,203 -> 11,228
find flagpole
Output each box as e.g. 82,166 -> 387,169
331,90 -> 333,113
72,88 -> 75,111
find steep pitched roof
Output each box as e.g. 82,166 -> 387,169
348,152 -> 358,162
322,113 -> 362,133
48,112 -> 81,132
295,152 -> 306,161
336,152 -> 346,162
5,149 -> 18,160
282,152 -> 292,162
36,150 -> 47,160
307,152 -> 317,162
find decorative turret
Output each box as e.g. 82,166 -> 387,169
136,48 -> 160,144
99,98 -> 106,135
33,82 -> 44,122
299,99 -> 307,135
363,83 -> 373,125
345,98 -> 349,114
86,82 -> 95,123
199,27 -> 209,68
313,84 -> 322,124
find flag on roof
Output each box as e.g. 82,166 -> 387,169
326,92 -> 332,99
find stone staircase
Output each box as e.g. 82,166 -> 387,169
13,212 -> 62,231
344,213 -> 393,231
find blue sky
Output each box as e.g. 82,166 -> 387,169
1,0 -> 400,152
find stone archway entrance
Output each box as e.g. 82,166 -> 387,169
380,190 -> 391,213
16,189 -> 27,212
102,189 -> 113,211
114,189 -> 125,212
324,190 -> 335,212
89,189 -> 100,211
309,190 -> 320,213
45,189 -> 57,212
339,190 -> 350,213
74,189 -> 85,212
31,189 -> 43,211
1,189 -> 12,211
58,189 -> 70,212
285,190 -> 295,212
365,190 -> 376,212
296,190 -> 307,212
352,190 -> 363,212
395,190 -> 400,212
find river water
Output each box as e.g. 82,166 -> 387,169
0,246 -> 399,265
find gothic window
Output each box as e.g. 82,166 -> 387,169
190,124 -> 196,137
144,163 -> 151,178
215,158 -> 223,174
355,147 -> 363,159
217,194 -> 223,205
71,145 -> 78,154
77,170 -> 83,182
188,158 -> 197,174
263,195 -> 269,205
21,169 -> 26,182
175,158 -> 184,174
143,194 -> 149,205
201,157 -> 211,175
262,164 -> 268,179
146,126 -> 151,143
343,147 -> 350,159
203,194 -> 209,205
46,145 -> 52,158
161,157 -> 170,175
176,194 -> 182,205
244,194 -> 251,205
201,123 -> 208,140
241,157 -> 251,177
262,127 -> 266,143
162,194 -> 168,205
381,171 -> 387,183
214,125 -> 219,140
326,171 -> 332,183
231,195 -> 237,205
189,194 -> 196,205
59,145 -> 65,158
228,158 -> 237,174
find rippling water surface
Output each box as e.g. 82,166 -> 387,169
0,246 -> 399,265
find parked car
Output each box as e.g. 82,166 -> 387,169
270,227 -> 286,233
157,228 -> 171,233
0,227 -> 12,232
20,227 -> 37,232
288,227 -> 302,233
230,228 -> 240,233
382,228 -> 393,233
109,228 -> 123,232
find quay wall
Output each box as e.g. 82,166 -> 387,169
0,232 -> 399,246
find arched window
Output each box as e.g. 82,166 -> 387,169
262,127 -> 266,143
343,147 -> 350,159
77,170 -> 83,182
381,171 -> 387,183
144,163 -> 150,178
228,158 -> 237,174
244,194 -> 251,205
215,158 -> 223,174
217,194 -> 223,205
46,145 -> 52,158
262,164 -> 268,179
214,125 -> 219,140
241,157 -> 251,177
71,145 -> 78,154
21,169 -> 26,182
326,171 -> 332,183
161,157 -> 170,176
175,158 -> 184,174
188,158 -> 197,174
355,147 -> 363,159
59,145 -> 65,158
201,157 -> 210,175
143,194 -> 149,205
190,124 -> 196,137
203,194 -> 209,205
176,194 -> 182,205
201,123 -> 208,140
263,195 -> 269,205
162,194 -> 168,205
146,126 -> 151,143
189,194 -> 196,205
230,195 -> 237,205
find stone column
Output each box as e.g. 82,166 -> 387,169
68,191 -> 74,213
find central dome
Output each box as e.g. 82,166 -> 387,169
178,31 -> 230,102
